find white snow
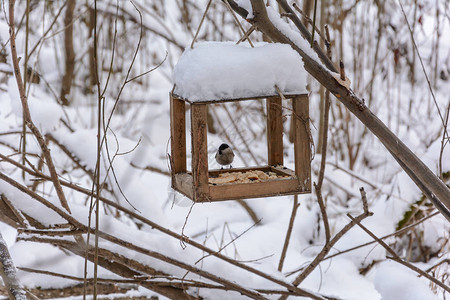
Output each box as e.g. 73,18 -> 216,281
374,261 -> 440,300
8,78 -> 64,134
266,7 -> 321,64
0,1 -> 448,300
172,42 -> 307,101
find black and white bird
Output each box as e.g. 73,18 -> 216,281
215,143 -> 234,169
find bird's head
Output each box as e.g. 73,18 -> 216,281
218,143 -> 230,154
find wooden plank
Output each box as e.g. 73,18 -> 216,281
207,178 -> 308,202
172,93 -> 308,104
293,94 -> 311,192
271,165 -> 296,177
173,173 -> 194,199
191,103 -> 209,202
173,166 -> 303,202
170,93 -> 186,175
267,96 -> 284,166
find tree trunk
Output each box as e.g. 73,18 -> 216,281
60,0 -> 76,106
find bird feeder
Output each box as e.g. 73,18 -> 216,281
170,42 -> 311,202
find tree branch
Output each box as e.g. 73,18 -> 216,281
348,214 -> 450,293
8,0 -> 71,213
225,0 -> 450,221
0,232 -> 26,300
281,188 -> 373,298
0,155 -> 325,300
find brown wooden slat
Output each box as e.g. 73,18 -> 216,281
174,167 -> 306,202
190,103 -> 209,201
267,96 -> 284,166
293,94 -> 311,192
172,93 -> 308,104
271,165 -> 296,177
170,93 -> 186,174
173,173 -> 194,199
207,178 -> 307,202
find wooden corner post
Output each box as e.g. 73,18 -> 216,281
170,94 -> 186,176
293,94 -> 311,192
191,103 -> 209,202
267,96 -> 284,166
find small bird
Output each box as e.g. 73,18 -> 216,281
215,143 -> 234,169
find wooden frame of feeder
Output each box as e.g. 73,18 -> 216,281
170,92 -> 311,202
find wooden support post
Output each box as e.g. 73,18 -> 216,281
293,94 -> 311,192
191,103 -> 209,201
267,96 -> 284,166
170,94 -> 186,175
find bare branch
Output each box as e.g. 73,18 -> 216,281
225,0 -> 450,221
0,155 -> 324,300
281,188 -> 373,299
0,232 -> 26,300
278,195 -> 300,271
8,0 -> 71,213
347,214 -> 450,293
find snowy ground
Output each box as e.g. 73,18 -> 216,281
0,0 -> 449,299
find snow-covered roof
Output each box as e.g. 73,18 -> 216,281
172,42 -> 307,102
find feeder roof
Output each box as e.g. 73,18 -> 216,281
172,42 -> 307,102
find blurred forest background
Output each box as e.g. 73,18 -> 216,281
0,0 -> 449,299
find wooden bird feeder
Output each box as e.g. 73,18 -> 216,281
170,42 -> 311,202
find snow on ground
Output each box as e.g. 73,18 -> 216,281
0,1 -> 449,299
374,261 -> 440,300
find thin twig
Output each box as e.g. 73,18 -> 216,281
223,0 -> 254,47
194,219 -> 261,265
236,24 -> 256,45
130,162 -> 170,176
399,0 -> 447,136
1,194 -> 28,227
17,266 -> 315,296
191,0 -> 212,49
438,103 -> 450,179
90,0 -> 102,297
0,161 -> 324,300
222,104 -> 259,164
1,170 -> 267,299
126,51 -> 168,83
21,0 -> 29,180
8,0 -> 71,213
324,212 -> 439,261
281,188 -> 373,299
278,195 -> 300,271
237,199 -> 260,224
291,3 -> 328,47
314,37 -> 332,242
27,1 -> 69,57
425,259 -> 450,273
326,162 -> 378,189
45,134 -> 95,181
348,214 -> 450,293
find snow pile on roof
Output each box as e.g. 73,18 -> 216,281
172,42 -> 307,102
